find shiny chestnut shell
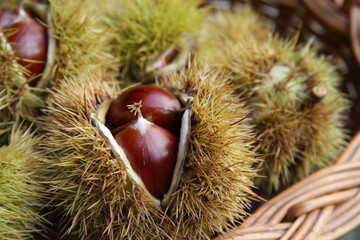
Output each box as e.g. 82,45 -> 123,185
114,116 -> 178,199
0,8 -> 18,28
92,87 -> 192,205
106,85 -> 181,134
0,7 -> 48,86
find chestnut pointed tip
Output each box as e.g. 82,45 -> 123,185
127,100 -> 143,117
106,85 -> 182,134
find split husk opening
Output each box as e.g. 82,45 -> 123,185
91,91 -> 193,207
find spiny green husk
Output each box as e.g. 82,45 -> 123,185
0,128 -> 46,239
105,0 -> 206,82
1,0 -> 113,145
199,7 -> 349,193
0,32 -> 43,146
1,0 -> 114,89
40,63 -> 260,239
160,63 -> 259,239
49,0 -> 114,87
40,71 -> 121,238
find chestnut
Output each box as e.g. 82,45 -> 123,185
93,85 -> 191,203
0,6 -> 48,86
113,102 -> 178,199
0,8 -> 18,28
106,85 -> 181,135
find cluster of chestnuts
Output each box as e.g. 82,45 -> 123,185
0,0 -> 350,239
105,85 -> 183,199
0,3 -> 49,86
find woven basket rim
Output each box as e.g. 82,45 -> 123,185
214,132 -> 360,239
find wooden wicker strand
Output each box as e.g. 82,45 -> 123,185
325,190 -> 360,232
280,215 -> 306,240
286,189 -> 358,220
350,2 -> 360,64
244,0 -> 360,65
301,0 -> 360,64
214,132 -> 360,240
301,0 -> 347,35
306,206 -> 334,240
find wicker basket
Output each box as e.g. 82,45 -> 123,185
210,0 -> 360,239
215,132 -> 360,239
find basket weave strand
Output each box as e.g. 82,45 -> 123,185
214,132 -> 360,239
239,0 -> 360,67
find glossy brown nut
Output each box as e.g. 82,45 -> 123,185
106,85 -> 181,134
0,7 -> 48,86
0,8 -> 18,28
114,117 -> 178,199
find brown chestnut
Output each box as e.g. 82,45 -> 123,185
0,6 -> 47,86
114,102 -> 178,199
0,7 -> 18,28
106,85 -> 181,135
